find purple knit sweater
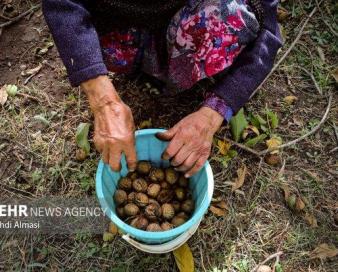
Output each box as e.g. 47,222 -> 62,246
42,0 -> 282,114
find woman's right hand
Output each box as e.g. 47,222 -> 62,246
81,75 -> 137,172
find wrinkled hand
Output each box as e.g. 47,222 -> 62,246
156,107 -> 223,177
81,76 -> 137,172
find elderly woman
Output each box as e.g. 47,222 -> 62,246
42,0 -> 282,177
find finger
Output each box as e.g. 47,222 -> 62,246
162,134 -> 184,160
185,155 -> 208,178
102,146 -> 109,164
124,139 -> 137,172
174,152 -> 199,172
108,147 -> 122,172
155,126 -> 179,142
170,144 -> 191,167
93,135 -> 104,153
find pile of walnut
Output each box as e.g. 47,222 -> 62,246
113,161 -> 195,232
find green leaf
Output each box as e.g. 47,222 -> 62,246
275,262 -> 283,272
260,124 -> 268,132
244,134 -> 267,147
76,123 -> 90,155
248,113 -> 260,128
266,110 -> 279,129
256,114 -> 267,125
230,109 -> 248,142
227,149 -> 238,158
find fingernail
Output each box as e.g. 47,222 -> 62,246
129,168 -> 136,172
162,154 -> 169,160
184,173 -> 190,178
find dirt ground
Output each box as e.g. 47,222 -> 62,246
0,0 -> 337,271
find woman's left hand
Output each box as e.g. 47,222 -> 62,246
156,107 -> 223,178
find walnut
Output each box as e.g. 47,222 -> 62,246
132,178 -> 148,193
127,192 -> 136,203
162,203 -> 175,220
136,161 -> 151,175
161,222 -> 174,231
124,203 -> 140,217
135,192 -> 149,208
146,223 -> 162,232
130,215 -> 149,230
157,189 -> 174,204
171,201 -> 181,213
174,187 -> 186,201
165,168 -> 178,184
264,154 -> 281,166
171,216 -> 186,227
148,198 -> 160,207
147,183 -> 161,198
181,199 -> 194,214
128,171 -> 138,180
176,211 -> 188,220
160,181 -> 171,189
118,177 -> 132,191
114,189 -> 127,205
149,168 -> 165,182
116,206 -> 125,219
145,203 -> 162,221
178,176 -> 189,187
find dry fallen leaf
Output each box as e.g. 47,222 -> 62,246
217,139 -> 231,155
21,63 -> 42,76
266,136 -> 282,154
304,213 -> 318,228
0,85 -> 9,106
331,67 -> 338,83
257,265 -> 272,272
277,6 -> 289,22
214,200 -> 228,210
295,197 -> 306,211
232,165 -> 247,192
310,243 -> 338,260
281,184 -> 291,201
279,24 -> 287,43
317,47 -> 325,62
103,232 -> 115,242
209,205 -> 227,217
173,243 -> 194,272
108,222 -> 118,235
35,41 -> 54,55
242,125 -> 260,140
283,95 -> 298,105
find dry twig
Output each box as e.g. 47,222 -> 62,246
215,135 -> 261,157
0,4 -> 41,29
315,0 -> 338,37
250,251 -> 283,272
296,66 -> 322,95
250,5 -> 319,99
259,93 -> 332,155
217,94 -> 332,157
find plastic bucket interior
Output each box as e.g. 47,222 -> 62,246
96,129 -> 214,245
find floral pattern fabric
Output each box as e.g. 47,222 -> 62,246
99,0 -> 259,119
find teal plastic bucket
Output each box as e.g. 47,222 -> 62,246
96,129 -> 214,246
